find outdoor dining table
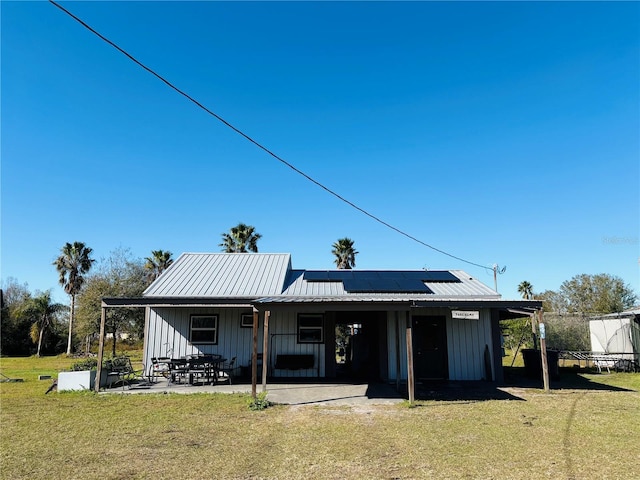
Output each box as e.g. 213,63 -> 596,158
166,355 -> 227,385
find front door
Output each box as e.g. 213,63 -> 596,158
412,316 -> 448,380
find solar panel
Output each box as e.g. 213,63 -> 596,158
304,270 -> 460,283
420,271 -> 460,282
303,271 -> 354,281
303,270 -> 459,295
343,278 -> 432,293
303,271 -> 332,281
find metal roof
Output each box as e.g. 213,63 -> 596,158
280,269 -> 499,299
143,253 -> 292,298
142,253 -> 522,306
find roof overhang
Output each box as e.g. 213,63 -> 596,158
101,296 -> 542,315
253,296 -> 542,313
101,297 -> 256,308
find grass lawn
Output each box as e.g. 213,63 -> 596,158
1,355 -> 639,480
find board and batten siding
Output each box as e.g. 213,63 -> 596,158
265,308 -> 325,378
386,308 -> 495,382
145,307 -> 325,378
446,309 -> 494,381
145,307 -> 260,371
146,306 -> 495,381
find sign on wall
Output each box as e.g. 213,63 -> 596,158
451,310 -> 480,320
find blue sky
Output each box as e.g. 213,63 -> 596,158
2,1 -> 639,304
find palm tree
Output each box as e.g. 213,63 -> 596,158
332,238 -> 358,269
53,242 -> 95,355
219,223 -> 262,253
22,291 -> 64,357
144,250 -> 174,282
518,281 -> 534,300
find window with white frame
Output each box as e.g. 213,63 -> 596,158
190,315 -> 218,344
241,313 -> 254,328
298,314 -> 324,343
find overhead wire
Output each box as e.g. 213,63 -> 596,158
49,0 -> 493,272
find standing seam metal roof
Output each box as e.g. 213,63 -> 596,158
143,253 -> 292,297
143,254 -> 502,302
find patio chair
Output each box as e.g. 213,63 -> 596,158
217,357 -> 237,385
149,357 -> 171,382
168,358 -> 189,385
187,355 -> 216,385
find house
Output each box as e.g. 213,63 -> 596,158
102,253 -> 541,391
589,309 -> 640,362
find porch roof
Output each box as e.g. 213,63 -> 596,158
255,295 -> 541,314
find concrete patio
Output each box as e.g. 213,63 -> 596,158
102,378 -> 407,406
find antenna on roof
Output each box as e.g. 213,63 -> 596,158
492,264 -> 506,292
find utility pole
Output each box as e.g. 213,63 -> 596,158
492,264 -> 506,292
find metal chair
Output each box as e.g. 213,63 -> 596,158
168,358 -> 189,385
149,357 -> 170,383
217,357 -> 237,385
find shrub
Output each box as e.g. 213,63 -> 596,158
247,391 -> 271,411
543,314 -> 590,351
70,358 -> 98,371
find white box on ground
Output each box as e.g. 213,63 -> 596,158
57,370 -> 106,391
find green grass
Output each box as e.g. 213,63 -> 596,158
1,355 -> 639,479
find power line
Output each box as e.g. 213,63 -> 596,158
49,0 -> 493,272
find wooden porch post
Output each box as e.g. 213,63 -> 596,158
406,310 -> 415,404
394,311 -> 401,391
94,305 -> 106,392
261,310 -> 270,392
539,308 -> 550,392
251,310 -> 259,399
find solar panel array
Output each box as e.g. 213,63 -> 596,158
302,270 -> 460,293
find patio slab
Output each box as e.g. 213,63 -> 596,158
102,379 -> 406,406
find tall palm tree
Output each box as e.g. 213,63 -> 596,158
332,238 -> 358,269
518,281 -> 534,300
144,250 -> 174,282
22,291 -> 64,357
219,223 -> 262,253
53,241 -> 95,355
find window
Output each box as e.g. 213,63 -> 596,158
190,315 -> 218,344
241,313 -> 255,328
298,314 -> 324,343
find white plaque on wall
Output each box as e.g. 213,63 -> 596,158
451,310 -> 480,320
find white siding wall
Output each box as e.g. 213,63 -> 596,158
265,309 -> 325,378
147,306 -> 494,381
145,307 -> 324,378
446,309 -> 494,381
386,308 -> 495,382
145,307 -> 261,373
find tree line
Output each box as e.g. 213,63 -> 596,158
504,275 -> 638,353
518,274 -> 636,315
1,223 -> 360,357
